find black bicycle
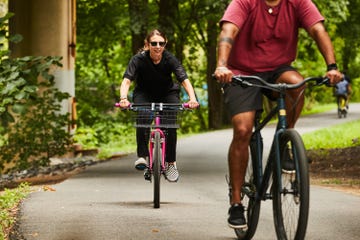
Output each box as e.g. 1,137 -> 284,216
228,75 -> 330,240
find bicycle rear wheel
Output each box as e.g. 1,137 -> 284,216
272,129 -> 309,240
153,131 -> 161,208
338,97 -> 347,118
235,137 -> 261,240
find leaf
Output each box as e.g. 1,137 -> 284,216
14,91 -> 28,100
11,103 -> 27,114
9,34 -> 23,43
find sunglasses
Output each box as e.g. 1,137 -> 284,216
150,41 -> 166,47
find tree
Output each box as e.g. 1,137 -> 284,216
128,0 -> 149,54
75,0 -> 358,135
337,0 -> 360,75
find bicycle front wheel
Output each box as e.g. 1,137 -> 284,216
235,136 -> 261,240
153,131 -> 161,208
272,129 -> 309,240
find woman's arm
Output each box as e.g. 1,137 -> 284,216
181,79 -> 199,108
119,78 -> 131,107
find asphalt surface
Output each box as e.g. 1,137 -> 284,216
17,103 -> 360,240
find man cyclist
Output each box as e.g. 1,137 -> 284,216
213,0 -> 342,229
334,71 -> 352,110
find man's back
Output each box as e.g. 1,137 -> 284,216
335,80 -> 349,96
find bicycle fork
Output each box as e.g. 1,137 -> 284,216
148,117 -> 167,172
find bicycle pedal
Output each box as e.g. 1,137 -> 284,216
144,170 -> 151,181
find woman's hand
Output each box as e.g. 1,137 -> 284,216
187,100 -> 199,109
119,98 -> 130,108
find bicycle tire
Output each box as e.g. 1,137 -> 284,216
338,97 -> 347,118
272,129 -> 309,240
235,137 -> 261,240
153,131 -> 161,208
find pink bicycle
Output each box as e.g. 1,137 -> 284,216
116,102 -> 191,208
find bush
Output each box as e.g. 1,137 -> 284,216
0,14 -> 72,172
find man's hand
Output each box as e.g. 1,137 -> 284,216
326,69 -> 343,86
214,66 -> 233,83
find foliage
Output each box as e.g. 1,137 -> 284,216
76,0 -> 131,127
0,14 -> 72,172
74,0 -> 360,151
0,182 -> 30,240
0,56 -> 72,172
303,120 -> 360,149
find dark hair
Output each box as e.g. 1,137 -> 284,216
137,29 -> 167,53
145,29 -> 167,44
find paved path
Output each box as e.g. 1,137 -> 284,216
17,103 -> 360,240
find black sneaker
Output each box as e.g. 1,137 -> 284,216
228,203 -> 247,229
282,147 -> 295,173
144,169 -> 151,181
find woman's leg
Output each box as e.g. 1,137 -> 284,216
163,89 -> 180,163
133,92 -> 151,160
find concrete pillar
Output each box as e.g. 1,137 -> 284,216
9,0 -> 76,132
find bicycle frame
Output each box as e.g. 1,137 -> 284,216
116,102 -> 189,173
148,116 -> 167,172
234,75 -> 328,201
251,90 -> 288,201
229,75 -> 329,239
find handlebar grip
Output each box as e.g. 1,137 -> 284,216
182,103 -> 190,108
114,102 -> 131,109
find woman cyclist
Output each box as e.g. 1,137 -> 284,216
119,29 -> 199,182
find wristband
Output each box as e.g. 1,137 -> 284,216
327,63 -> 338,71
216,66 -> 228,71
120,96 -> 127,100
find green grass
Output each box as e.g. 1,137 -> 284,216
301,103 -> 336,116
302,119 -> 360,149
0,183 -> 31,240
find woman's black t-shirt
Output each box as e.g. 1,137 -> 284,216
123,50 -> 188,100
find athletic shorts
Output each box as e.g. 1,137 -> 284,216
223,65 -> 297,117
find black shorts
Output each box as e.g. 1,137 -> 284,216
223,65 -> 297,117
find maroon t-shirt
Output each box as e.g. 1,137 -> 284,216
221,0 -> 324,74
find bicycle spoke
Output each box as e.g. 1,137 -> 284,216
273,129 -> 309,240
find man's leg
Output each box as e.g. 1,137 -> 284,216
228,111 -> 256,204
276,71 -> 305,128
227,111 -> 256,229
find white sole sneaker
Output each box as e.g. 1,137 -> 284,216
165,163 -> 179,182
135,157 -> 147,170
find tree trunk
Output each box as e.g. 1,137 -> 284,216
128,0 -> 149,55
158,0 -> 178,54
206,18 -> 225,129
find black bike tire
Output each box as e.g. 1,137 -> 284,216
235,140 -> 261,240
272,129 -> 309,240
153,131 -> 161,209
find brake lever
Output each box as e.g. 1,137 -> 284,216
233,76 -> 252,88
316,77 -> 331,87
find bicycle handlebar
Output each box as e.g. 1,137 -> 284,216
231,75 -> 330,92
114,102 -> 193,111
